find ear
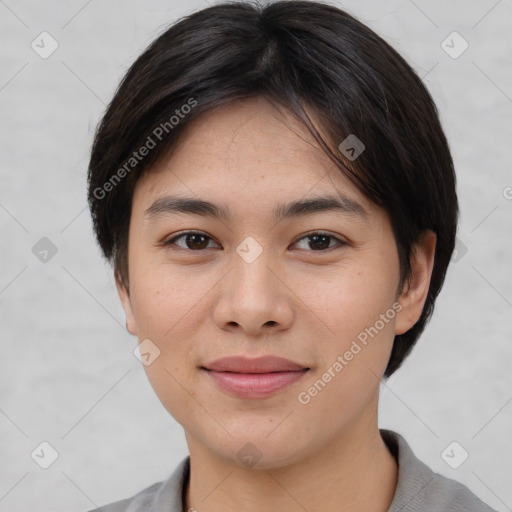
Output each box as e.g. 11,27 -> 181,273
115,270 -> 137,336
395,230 -> 437,335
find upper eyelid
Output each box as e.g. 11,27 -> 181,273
167,231 -> 220,247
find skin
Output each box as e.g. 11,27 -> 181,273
116,96 -> 436,512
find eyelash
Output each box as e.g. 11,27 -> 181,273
162,230 -> 347,253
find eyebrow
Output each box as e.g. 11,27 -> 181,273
144,194 -> 368,223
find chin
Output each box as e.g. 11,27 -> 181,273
198,426 -> 312,471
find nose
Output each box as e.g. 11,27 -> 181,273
212,246 -> 294,336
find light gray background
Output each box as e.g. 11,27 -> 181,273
1,0 -> 511,510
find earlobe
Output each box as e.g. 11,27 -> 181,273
115,271 -> 137,336
394,230 -> 437,335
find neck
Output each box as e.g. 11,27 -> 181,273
184,410 -> 398,512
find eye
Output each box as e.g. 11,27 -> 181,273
162,230 -> 346,253
291,231 -> 346,252
163,231 -> 219,251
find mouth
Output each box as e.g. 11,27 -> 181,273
201,356 -> 310,399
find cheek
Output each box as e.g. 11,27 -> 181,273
128,262 -> 210,381
128,269 -> 206,421
312,258 -> 399,339
305,252 -> 399,401
298,272 -> 398,428
129,260 -> 206,336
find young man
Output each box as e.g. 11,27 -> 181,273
86,1 -> 497,511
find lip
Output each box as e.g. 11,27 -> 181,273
202,356 -> 310,399
204,355 -> 308,373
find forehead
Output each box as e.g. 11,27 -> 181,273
132,96 -> 376,219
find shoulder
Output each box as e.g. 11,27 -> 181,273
85,457 -> 190,512
381,429 -> 498,512
424,472 -> 498,512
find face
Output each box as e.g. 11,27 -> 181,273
117,96 -> 434,469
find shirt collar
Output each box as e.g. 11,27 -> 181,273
380,429 -> 438,511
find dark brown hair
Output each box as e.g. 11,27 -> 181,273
87,0 -> 458,377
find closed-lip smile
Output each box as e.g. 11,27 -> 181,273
201,356 -> 310,399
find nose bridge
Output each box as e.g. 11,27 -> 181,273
213,236 -> 293,333
232,236 -> 277,300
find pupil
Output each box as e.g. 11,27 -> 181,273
188,234 -> 207,249
311,235 -> 330,250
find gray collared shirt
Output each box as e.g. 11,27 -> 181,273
88,429 -> 498,511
